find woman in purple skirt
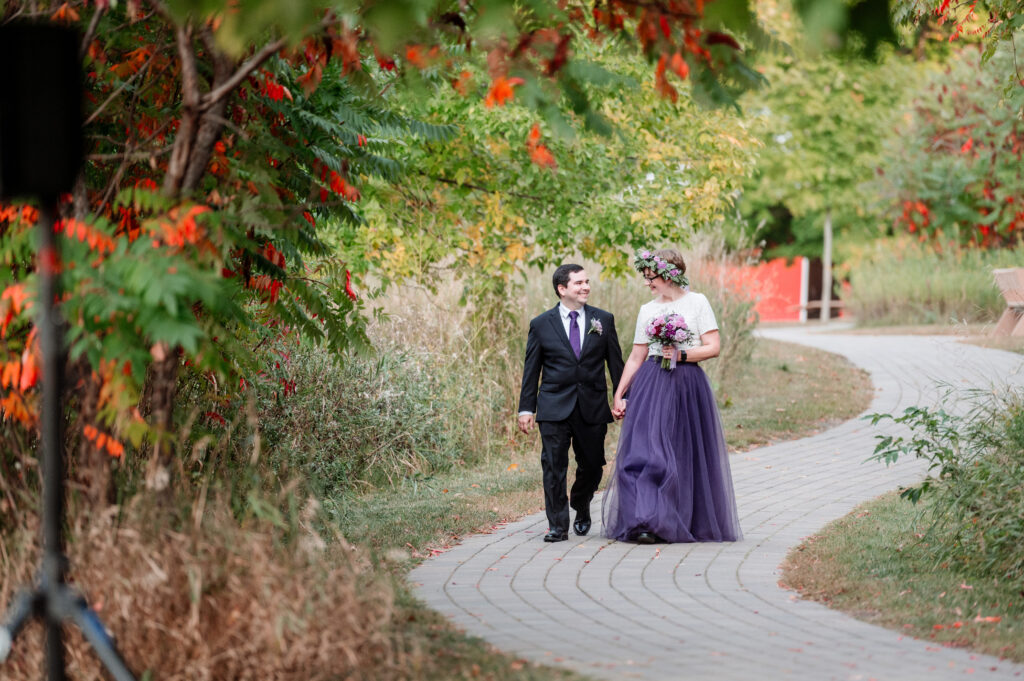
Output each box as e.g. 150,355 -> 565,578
602,248 -> 742,544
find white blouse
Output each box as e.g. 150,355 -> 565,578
632,292 -> 719,357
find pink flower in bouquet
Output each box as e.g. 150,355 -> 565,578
645,312 -> 693,369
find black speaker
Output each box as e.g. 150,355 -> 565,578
0,22 -> 83,200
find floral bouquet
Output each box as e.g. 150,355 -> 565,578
645,313 -> 693,370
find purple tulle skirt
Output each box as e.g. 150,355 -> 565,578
602,358 -> 742,543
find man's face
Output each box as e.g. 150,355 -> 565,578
558,269 -> 590,309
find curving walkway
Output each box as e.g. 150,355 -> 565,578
410,327 -> 1024,680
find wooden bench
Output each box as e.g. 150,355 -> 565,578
992,267 -> 1024,336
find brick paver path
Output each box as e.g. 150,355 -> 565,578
411,327 -> 1024,680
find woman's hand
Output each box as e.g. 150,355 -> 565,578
612,397 -> 627,420
661,345 -> 678,362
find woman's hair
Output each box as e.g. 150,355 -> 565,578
652,249 -> 686,278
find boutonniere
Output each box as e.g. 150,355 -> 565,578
589,318 -> 603,336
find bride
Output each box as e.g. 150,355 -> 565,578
602,248 -> 742,544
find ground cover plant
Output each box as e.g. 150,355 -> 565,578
781,386 -> 1024,662
781,492 -> 1024,663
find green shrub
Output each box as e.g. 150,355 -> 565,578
250,338 -> 508,497
868,387 -> 1024,581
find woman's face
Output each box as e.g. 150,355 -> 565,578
643,269 -> 672,296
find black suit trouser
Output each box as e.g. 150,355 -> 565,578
538,402 -> 608,533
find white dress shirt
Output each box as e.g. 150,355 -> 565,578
559,302 -> 586,344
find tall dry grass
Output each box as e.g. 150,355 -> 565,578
843,238 -> 1022,326
0,497 -> 405,681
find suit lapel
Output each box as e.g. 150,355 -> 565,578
580,305 -> 600,356
546,306 -> 575,357
579,306 -> 591,355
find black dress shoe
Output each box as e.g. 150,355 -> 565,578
634,531 -> 659,544
543,530 -> 569,542
573,517 -> 591,536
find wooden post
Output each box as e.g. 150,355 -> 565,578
821,208 -> 833,321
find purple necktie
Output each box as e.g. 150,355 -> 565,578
569,310 -> 581,359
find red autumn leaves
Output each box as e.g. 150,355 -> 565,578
484,76 -> 525,108
527,124 -> 556,169
656,52 -> 692,102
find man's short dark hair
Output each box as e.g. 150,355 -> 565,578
552,264 -> 584,298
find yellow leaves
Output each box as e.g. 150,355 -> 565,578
505,240 -> 528,262
381,241 -> 410,273
721,134 -> 744,148
597,249 -> 621,270
460,194 -> 531,276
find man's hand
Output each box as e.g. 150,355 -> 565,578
612,397 -> 627,420
517,413 -> 535,434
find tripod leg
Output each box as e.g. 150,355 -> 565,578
63,590 -> 136,681
0,590 -> 36,662
46,617 -> 65,681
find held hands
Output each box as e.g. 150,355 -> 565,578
612,397 -> 627,420
517,413 -> 535,434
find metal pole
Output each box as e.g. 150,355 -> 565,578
36,199 -> 68,681
821,208 -> 833,322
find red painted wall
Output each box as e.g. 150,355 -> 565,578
713,257 -> 807,323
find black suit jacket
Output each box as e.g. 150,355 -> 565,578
518,304 -> 625,424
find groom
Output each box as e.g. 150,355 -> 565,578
518,264 -> 624,542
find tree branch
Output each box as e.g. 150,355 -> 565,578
199,37 -> 288,111
164,21 -> 201,197
84,51 -> 156,126
87,145 -> 174,162
79,5 -> 107,58
417,170 -> 587,206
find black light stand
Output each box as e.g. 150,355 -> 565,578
0,21 -> 136,681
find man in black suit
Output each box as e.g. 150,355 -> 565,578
518,264 -> 625,542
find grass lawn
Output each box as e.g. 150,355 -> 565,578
781,491 -> 1024,663
326,337 -> 874,680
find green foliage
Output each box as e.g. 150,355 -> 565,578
348,36 -> 759,302
867,387 -> 1024,581
873,45 -> 1024,248
738,0 -> 927,258
893,0 -> 1024,79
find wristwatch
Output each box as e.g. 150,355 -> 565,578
679,348 -> 687,363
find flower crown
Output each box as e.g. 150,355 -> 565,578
633,249 -> 688,287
